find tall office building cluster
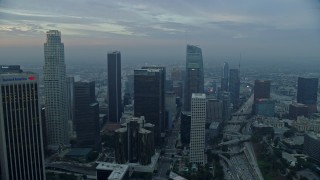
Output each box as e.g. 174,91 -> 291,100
0,67 -> 46,180
218,62 -> 240,118
114,117 -> 155,165
44,30 -> 69,150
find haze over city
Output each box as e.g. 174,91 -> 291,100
2,1 -> 320,180
1,0 -> 320,64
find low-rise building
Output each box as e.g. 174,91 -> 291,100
254,98 -> 275,117
289,103 -> 308,120
96,163 -> 129,180
303,132 -> 320,162
293,116 -> 320,133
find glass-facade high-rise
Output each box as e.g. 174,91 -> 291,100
221,62 -> 229,91
107,51 -> 122,123
44,30 -> 69,150
184,45 -> 204,111
254,80 -> 271,101
134,69 -> 163,144
142,66 -> 165,133
0,72 -> 46,180
229,69 -> 240,109
297,77 -> 318,114
74,81 -> 100,147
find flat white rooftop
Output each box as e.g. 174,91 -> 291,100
192,93 -> 206,98
96,163 -> 129,180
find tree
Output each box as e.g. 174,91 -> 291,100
283,130 -> 295,138
87,151 -> 99,162
274,137 -> 280,147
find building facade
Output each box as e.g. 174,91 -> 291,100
44,30 -> 69,150
134,69 -> 163,144
0,72 -> 46,180
189,93 -> 206,165
229,69 -> 240,109
206,99 -> 223,123
180,111 -> 191,144
297,77 -> 318,114
165,91 -> 176,130
304,132 -> 320,162
74,81 -> 100,147
184,45 -> 204,111
254,80 -> 271,100
66,76 -> 75,139
293,117 -> 320,133
254,98 -> 275,117
114,117 -> 155,165
289,103 -> 308,120
141,66 -> 166,133
108,51 -> 122,123
221,62 -> 229,91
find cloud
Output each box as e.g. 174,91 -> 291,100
0,0 -> 320,61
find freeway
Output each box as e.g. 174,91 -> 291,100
218,94 -> 263,180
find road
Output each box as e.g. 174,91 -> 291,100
155,112 -> 181,179
219,94 -> 263,180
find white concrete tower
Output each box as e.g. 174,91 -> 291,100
189,93 -> 206,165
44,30 -> 68,150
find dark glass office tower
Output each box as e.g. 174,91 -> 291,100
180,111 -> 191,144
134,69 -> 163,144
108,51 -> 122,123
184,45 -> 204,111
221,78 -> 228,91
297,77 -> 318,114
74,81 -> 100,147
0,72 -> 45,180
142,66 -> 165,133
222,62 -> 229,79
254,80 -> 271,100
222,62 -> 229,91
229,69 -> 240,109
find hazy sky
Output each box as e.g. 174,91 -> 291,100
1,0 -> 320,64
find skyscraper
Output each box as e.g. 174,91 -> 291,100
107,51 -> 122,123
222,62 -> 229,79
0,72 -> 46,180
74,81 -> 100,147
134,69 -> 163,144
207,99 -> 223,123
44,30 -> 69,150
184,45 -> 204,111
229,69 -> 240,109
221,62 -> 229,91
297,77 -> 318,114
66,76 -> 75,139
254,80 -> 271,101
222,92 -> 231,121
142,66 -> 165,133
180,111 -> 191,144
189,93 -> 206,165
